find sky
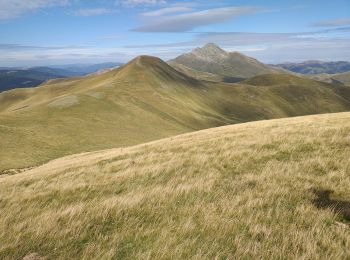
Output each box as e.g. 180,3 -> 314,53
0,0 -> 349,66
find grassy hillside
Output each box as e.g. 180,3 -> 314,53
1,112 -> 350,259
0,56 -> 212,171
167,61 -> 225,82
1,56 -> 350,171
168,61 -> 246,83
170,43 -> 276,78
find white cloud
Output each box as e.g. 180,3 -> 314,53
141,6 -> 193,17
117,0 -> 166,7
124,27 -> 350,63
312,18 -> 350,27
0,43 -> 86,50
72,8 -> 112,17
0,0 -> 70,20
132,6 -> 261,32
0,45 -> 134,66
98,34 -> 125,40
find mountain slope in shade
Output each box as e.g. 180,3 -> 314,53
167,61 -> 226,82
0,67 -> 72,92
1,56 -> 350,171
170,43 -> 276,78
1,112 -> 350,259
168,61 -> 246,83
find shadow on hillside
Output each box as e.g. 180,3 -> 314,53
311,188 -> 350,221
223,76 -> 246,83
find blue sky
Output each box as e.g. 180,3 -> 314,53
0,0 -> 349,66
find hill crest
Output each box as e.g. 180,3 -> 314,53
116,55 -> 201,85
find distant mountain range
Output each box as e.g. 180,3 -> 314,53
3,44 -> 350,93
49,62 -> 123,75
273,60 -> 350,74
0,62 -> 122,92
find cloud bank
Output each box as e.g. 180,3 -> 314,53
312,18 -> 350,27
132,6 -> 261,32
117,0 -> 166,7
141,6 -> 193,17
72,8 -> 112,17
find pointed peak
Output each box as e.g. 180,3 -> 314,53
202,43 -> 223,51
187,43 -> 228,61
191,43 -> 227,55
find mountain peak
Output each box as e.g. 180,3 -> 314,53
193,43 -> 227,56
202,43 -> 225,51
188,43 -> 228,62
171,43 -> 274,78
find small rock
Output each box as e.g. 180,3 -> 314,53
23,252 -> 45,260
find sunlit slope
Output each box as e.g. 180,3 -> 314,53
1,57 -> 350,171
1,112 -> 350,259
0,56 -> 221,171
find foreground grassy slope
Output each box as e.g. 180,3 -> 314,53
1,56 -> 350,171
1,112 -> 350,259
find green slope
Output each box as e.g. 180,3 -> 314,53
1,56 -> 350,171
167,61 -> 225,82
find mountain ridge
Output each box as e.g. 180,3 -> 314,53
273,60 -> 350,74
1,54 -> 350,171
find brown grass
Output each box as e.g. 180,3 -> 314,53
0,112 -> 350,259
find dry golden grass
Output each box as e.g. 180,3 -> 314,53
1,112 -> 350,259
